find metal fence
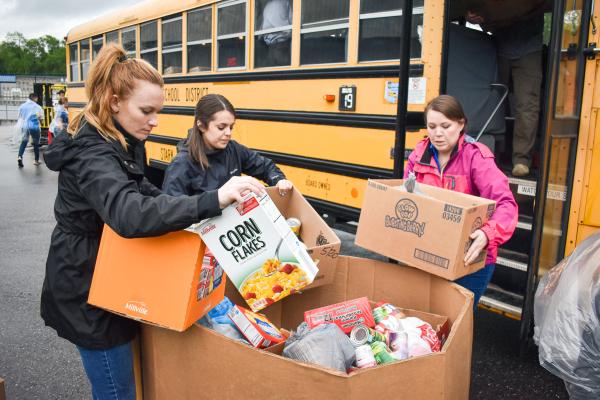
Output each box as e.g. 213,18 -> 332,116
0,96 -> 27,124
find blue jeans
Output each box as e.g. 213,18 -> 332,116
18,127 -> 41,161
77,341 -> 136,400
454,263 -> 495,307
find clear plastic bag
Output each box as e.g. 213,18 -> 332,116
10,118 -> 25,146
534,232 -> 600,399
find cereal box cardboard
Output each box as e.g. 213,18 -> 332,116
197,192 -> 319,312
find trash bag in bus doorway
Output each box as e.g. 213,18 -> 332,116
534,232 -> 600,399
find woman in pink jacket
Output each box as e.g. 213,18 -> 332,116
405,95 -> 518,305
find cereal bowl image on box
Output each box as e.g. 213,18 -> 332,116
197,192 -> 319,311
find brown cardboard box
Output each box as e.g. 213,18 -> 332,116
141,256 -> 474,400
355,179 -> 496,280
266,186 -> 341,289
88,226 -> 225,331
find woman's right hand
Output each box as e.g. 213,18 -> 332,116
217,176 -> 266,208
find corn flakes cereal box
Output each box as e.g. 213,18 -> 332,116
197,192 -> 319,312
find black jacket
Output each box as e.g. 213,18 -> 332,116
41,120 -> 221,349
162,140 -> 285,196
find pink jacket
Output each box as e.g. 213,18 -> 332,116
404,135 -> 518,265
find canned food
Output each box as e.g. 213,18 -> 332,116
370,341 -> 395,365
372,305 -> 388,324
355,344 -> 377,368
350,324 -> 388,347
286,217 -> 302,238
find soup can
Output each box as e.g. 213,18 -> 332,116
350,324 -> 388,347
355,344 -> 377,368
286,217 -> 302,238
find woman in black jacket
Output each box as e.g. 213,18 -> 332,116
162,94 -> 293,196
41,44 -> 264,400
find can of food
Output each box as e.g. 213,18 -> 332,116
350,324 -> 388,347
370,341 -> 395,365
355,344 -> 377,368
350,325 -> 370,346
372,305 -> 388,324
286,217 -> 302,238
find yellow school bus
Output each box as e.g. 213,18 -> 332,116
66,0 -> 600,344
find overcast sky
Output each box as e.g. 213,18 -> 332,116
0,0 -> 142,41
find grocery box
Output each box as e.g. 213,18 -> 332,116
265,186 -> 341,289
89,226 -> 225,331
228,305 -> 286,348
197,192 -> 319,312
141,256 -> 474,400
356,179 -> 496,280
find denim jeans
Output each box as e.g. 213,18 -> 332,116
18,127 -> 41,161
77,341 -> 136,400
454,263 -> 495,307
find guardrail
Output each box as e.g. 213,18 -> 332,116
0,97 -> 28,124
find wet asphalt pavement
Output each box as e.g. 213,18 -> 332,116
0,125 -> 568,399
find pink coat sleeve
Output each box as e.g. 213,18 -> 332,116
470,151 -> 518,248
403,150 -> 417,179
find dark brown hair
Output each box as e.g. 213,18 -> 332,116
68,43 -> 163,150
188,94 -> 236,169
424,95 -> 467,134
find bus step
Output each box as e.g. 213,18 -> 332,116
496,248 -> 528,272
479,285 -> 523,319
502,216 -> 533,254
508,176 -> 537,220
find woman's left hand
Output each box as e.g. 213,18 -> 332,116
276,179 -> 293,195
464,229 -> 489,266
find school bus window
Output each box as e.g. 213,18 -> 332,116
69,43 -> 79,82
80,39 -> 90,81
140,21 -> 158,69
358,0 -> 424,62
300,0 -> 349,65
121,27 -> 137,58
187,7 -> 212,73
92,36 -> 103,60
162,15 -> 183,75
254,0 -> 293,68
217,1 -> 247,69
106,30 -> 119,44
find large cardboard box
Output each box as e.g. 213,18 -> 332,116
141,256 -> 474,400
266,186 -> 341,289
356,179 -> 496,280
89,226 -> 225,331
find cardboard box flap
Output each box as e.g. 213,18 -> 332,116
370,179 -> 495,208
266,187 -> 340,248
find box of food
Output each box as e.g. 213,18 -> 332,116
141,256 -> 474,400
228,305 -> 286,348
356,179 -> 496,280
197,192 -> 319,311
304,297 -> 375,333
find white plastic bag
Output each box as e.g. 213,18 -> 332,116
10,118 -> 25,146
534,231 -> 600,399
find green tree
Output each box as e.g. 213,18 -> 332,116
0,32 -> 66,75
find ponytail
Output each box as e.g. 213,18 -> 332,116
68,43 -> 163,149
